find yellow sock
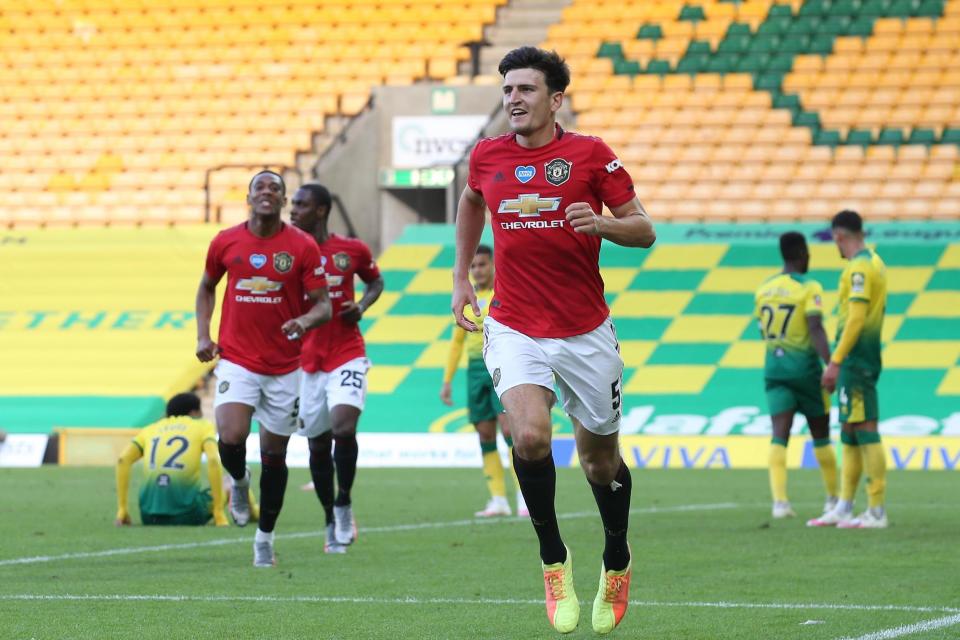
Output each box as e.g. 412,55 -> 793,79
812,438 -> 838,498
768,440 -> 788,502
481,443 -> 506,498
858,435 -> 887,509
840,432 -> 862,503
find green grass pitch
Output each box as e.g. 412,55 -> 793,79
1,466 -> 958,639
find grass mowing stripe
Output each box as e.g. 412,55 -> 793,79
0,502 -> 741,567
2,595 -> 958,615
837,613 -> 960,640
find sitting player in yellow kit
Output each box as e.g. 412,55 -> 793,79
115,392 -> 257,526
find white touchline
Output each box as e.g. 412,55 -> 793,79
837,613 -> 960,640
0,595 -> 958,615
0,502 -> 740,567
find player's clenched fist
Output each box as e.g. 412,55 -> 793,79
196,337 -> 219,362
565,202 -> 603,236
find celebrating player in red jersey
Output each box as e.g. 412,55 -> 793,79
451,47 -> 655,635
196,170 -> 331,568
289,183 -> 384,554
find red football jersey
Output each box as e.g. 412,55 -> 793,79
204,222 -> 327,375
467,126 -> 636,337
300,234 -> 381,373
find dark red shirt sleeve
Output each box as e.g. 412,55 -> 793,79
591,138 -> 636,210
300,240 -> 327,293
204,231 -> 226,282
467,140 -> 484,196
355,242 -> 380,283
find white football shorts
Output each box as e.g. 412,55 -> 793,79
482,316 -> 624,436
213,359 -> 301,436
297,356 -> 371,438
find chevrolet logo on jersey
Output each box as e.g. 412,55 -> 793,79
236,276 -> 282,293
497,193 -> 562,217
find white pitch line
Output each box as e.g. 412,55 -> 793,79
0,502 -> 739,568
0,594 -> 958,616
838,613 -> 960,640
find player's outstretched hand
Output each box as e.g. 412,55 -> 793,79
452,278 -> 480,332
440,382 -> 453,407
566,202 -> 602,236
339,300 -> 363,324
196,337 -> 219,362
282,318 -> 308,340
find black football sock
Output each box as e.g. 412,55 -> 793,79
218,441 -> 247,481
333,435 -> 358,506
589,460 -> 632,572
258,452 -> 289,533
513,449 -> 566,565
309,432 -> 335,525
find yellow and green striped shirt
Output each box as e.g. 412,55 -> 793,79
754,272 -> 825,381
132,417 -> 217,516
836,248 -> 887,371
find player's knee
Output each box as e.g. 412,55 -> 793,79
260,450 -> 287,468
511,428 -> 552,459
308,431 -> 332,453
580,452 -> 618,485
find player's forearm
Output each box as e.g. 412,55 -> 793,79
115,459 -> 132,514
597,211 -> 656,248
810,321 -> 832,364
195,284 -> 216,340
300,297 -> 332,330
453,191 -> 486,283
443,330 -> 466,383
831,303 -> 867,364
358,276 -> 385,313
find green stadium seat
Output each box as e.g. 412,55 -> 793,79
846,128 -> 873,147
877,127 -> 905,146
706,54 -> 740,73
799,0 -> 829,16
757,17 -> 792,35
754,73 -> 783,91
765,53 -> 794,73
793,111 -> 822,131
814,129 -> 842,146
737,53 -> 771,73
718,35 -> 751,53
915,0 -> 944,16
747,34 -> 781,54
859,0 -> 891,16
768,3 -> 794,18
829,0 -> 862,15
645,59 -> 672,75
941,128 -> 960,145
614,59 -> 642,75
598,42 -> 624,59
685,40 -> 712,56
888,0 -> 919,16
809,33 -> 835,54
772,92 -> 802,113
725,22 -> 753,38
907,128 -> 937,146
846,16 -> 875,36
821,16 -> 853,35
637,24 -> 664,39
780,34 -> 812,53
677,54 -> 709,74
679,4 -> 708,21
788,16 -> 822,34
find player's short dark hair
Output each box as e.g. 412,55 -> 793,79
299,183 -> 332,211
166,392 -> 201,418
831,209 -> 863,233
248,170 -> 286,195
498,46 -> 570,94
779,232 -> 808,262
475,244 -> 493,257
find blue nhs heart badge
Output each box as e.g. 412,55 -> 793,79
250,253 -> 267,269
515,165 -> 535,183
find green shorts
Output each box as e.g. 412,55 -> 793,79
765,376 -> 830,419
838,365 -> 879,424
141,489 -> 213,526
467,358 -> 503,424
